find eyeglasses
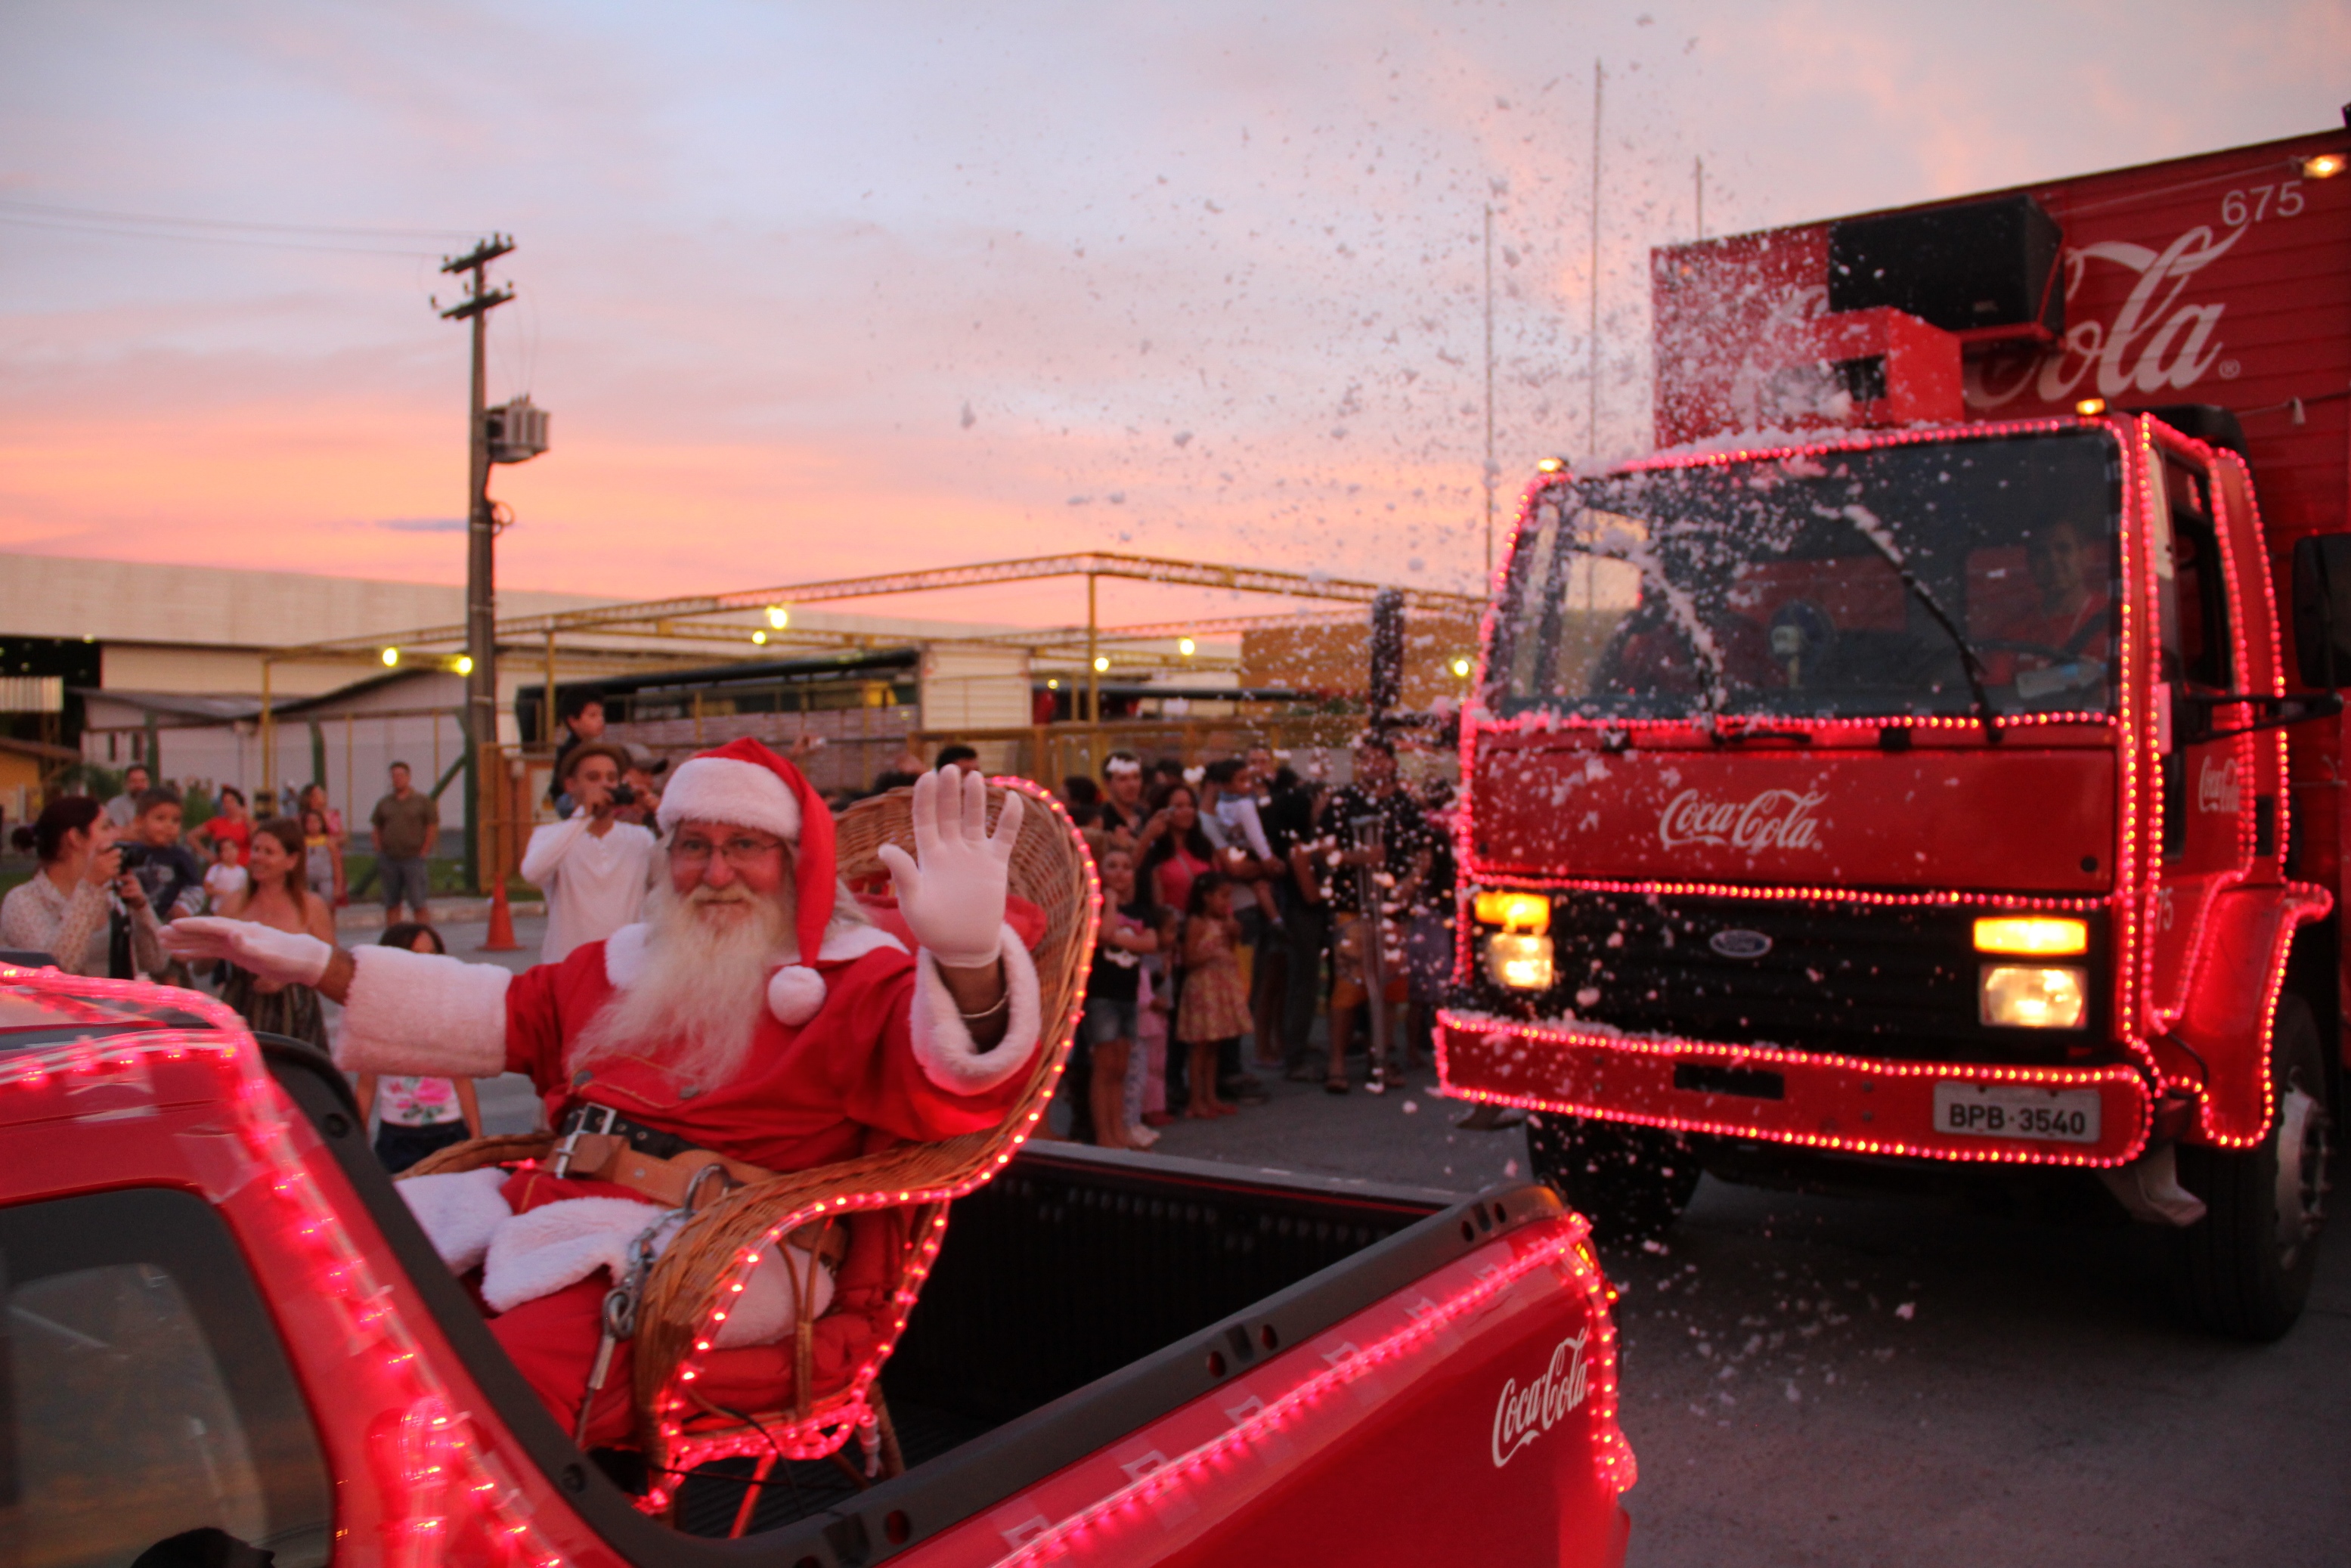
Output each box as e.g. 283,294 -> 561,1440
669,833 -> 785,866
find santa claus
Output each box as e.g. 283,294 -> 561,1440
164,738 -> 1042,1446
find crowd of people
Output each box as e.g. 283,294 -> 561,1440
2,758 -> 479,1168
3,708 -> 1471,1172
1047,733 -> 1460,1148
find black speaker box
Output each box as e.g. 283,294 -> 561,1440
1827,194 -> 2064,338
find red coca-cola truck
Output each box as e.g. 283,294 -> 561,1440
1442,122 -> 2351,1340
0,963 -> 1633,1565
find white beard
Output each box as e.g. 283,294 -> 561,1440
570,876 -> 790,1087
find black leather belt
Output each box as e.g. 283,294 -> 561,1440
557,1102 -> 702,1163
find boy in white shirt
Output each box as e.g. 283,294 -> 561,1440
518,742 -> 658,964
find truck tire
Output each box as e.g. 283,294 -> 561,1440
2174,994 -> 2333,1341
1526,1111 -> 1700,1243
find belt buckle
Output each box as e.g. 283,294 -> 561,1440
553,1102 -> 621,1178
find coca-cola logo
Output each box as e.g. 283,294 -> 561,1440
2197,756 -> 2241,815
1491,1329 -> 1591,1468
1969,222 -> 2246,410
1658,788 -> 1826,852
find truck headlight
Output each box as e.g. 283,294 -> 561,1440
1486,933 -> 1555,990
1979,965 -> 2087,1029
1972,916 -> 2088,956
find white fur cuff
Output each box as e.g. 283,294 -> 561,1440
477,1194 -> 830,1341
909,925 -> 1042,1095
658,755 -> 802,841
336,944 -> 511,1079
398,1167 -> 513,1273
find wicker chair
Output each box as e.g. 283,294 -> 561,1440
406,777 -> 1097,1523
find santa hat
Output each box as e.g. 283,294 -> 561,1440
658,736 -> 838,1024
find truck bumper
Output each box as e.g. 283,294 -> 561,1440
1437,1009 -> 2154,1167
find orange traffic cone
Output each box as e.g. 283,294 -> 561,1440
479,881 -> 521,952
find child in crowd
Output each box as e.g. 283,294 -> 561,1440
202,836 -> 249,911
1175,872 -> 1247,1120
124,788 -> 206,926
1082,848 -> 1159,1150
355,923 -> 482,1173
300,808 -> 339,904
1130,904 -> 1176,1134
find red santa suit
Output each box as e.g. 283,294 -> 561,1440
336,739 -> 1045,1445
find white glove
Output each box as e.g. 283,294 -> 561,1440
160,916 -> 333,987
877,767 -> 1023,968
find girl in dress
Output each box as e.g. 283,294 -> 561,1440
1175,872 -> 1247,1120
300,807 -> 339,904
355,923 -> 485,1173
211,817 -> 336,1049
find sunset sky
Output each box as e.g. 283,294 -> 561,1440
2,2 -> 2340,628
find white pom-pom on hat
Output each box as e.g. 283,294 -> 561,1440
767,963 -> 827,1026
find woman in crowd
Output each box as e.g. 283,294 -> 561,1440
1,796 -> 165,978
187,784 -> 254,864
1081,846 -> 1159,1149
1138,782 -> 1218,1108
209,816 -> 336,1049
298,782 -> 347,903
1174,872 -> 1247,1120
355,923 -> 483,1173
1138,782 -> 1217,914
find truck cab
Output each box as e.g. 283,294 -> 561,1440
1444,127 -> 2351,1340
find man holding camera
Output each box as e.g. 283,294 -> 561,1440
519,742 -> 658,964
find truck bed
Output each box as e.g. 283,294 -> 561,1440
682,1144 -> 1454,1535
256,1036 -> 1627,1564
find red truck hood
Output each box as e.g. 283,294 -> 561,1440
1470,727 -> 2113,894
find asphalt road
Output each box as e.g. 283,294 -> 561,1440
395,917 -> 2349,1566
1134,1058 -> 2351,1568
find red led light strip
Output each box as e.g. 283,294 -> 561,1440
0,964 -> 569,1566
1436,1008 -> 2153,1169
2185,443 -> 2328,1146
2139,422 -> 2266,1032
643,776 -> 1101,1508
1462,873 -> 2111,913
983,1218 -> 1629,1567
2192,883 -> 2333,1150
1475,708 -> 2110,740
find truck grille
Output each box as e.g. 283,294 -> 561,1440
1467,891 -> 2109,1065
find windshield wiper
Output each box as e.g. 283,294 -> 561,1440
1566,514 -> 1731,717
1835,504 -> 2003,742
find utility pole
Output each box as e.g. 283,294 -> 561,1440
1588,60 -> 1604,463
1695,155 -> 1705,241
1483,203 -> 1497,581
437,234 -> 514,891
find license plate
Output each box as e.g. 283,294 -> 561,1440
1932,1082 -> 2101,1143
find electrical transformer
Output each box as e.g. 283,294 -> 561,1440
485,395 -> 550,463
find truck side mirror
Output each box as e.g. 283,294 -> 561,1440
2291,534 -> 2351,689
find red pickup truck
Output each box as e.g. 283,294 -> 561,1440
0,960 -> 1633,1565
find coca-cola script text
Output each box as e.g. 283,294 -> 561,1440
1491,1329 -> 1591,1468
1657,788 -> 1827,853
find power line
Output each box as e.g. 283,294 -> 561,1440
0,196 -> 475,241
0,212 -> 444,259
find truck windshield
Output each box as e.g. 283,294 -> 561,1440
1495,429 -> 2120,722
